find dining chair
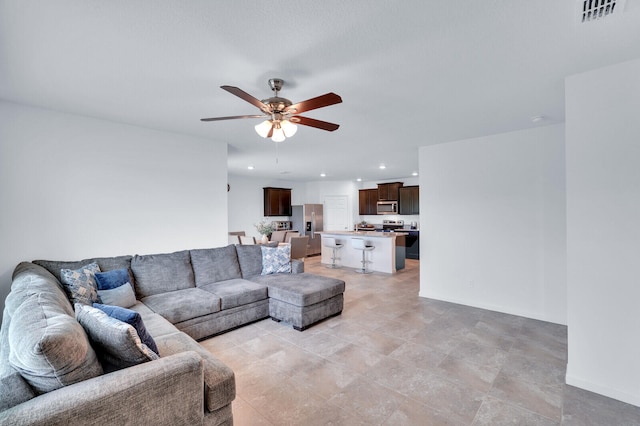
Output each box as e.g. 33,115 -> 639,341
270,230 -> 288,243
228,231 -> 246,245
289,236 -> 309,260
284,231 -> 299,243
239,235 -> 256,245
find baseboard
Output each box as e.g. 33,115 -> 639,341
417,291 -> 566,326
565,369 -> 640,408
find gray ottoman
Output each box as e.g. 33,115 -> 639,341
249,273 -> 345,331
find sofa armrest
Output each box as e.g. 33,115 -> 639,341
0,351 -> 204,426
291,259 -> 304,273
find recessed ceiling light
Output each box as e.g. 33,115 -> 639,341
379,164 -> 386,170
247,165 -> 254,170
412,172 -> 418,176
356,178 -> 362,182
320,173 -> 326,177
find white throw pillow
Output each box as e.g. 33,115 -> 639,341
260,245 -> 291,275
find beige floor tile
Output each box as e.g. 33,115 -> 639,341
327,376 -> 407,424
384,398 -> 466,426
231,397 -> 274,426
289,357 -> 360,400
436,355 -> 501,393
200,256 -> 640,425
489,372 -> 563,422
472,396 -> 558,426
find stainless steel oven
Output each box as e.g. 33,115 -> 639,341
376,201 -> 398,215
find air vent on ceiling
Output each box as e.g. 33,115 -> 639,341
579,0 -> 626,22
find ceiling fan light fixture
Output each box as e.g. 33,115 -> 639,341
255,120 -> 272,138
280,119 -> 298,137
271,126 -> 286,142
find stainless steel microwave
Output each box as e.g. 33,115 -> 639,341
377,201 -> 398,214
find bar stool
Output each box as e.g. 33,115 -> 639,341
322,237 -> 343,268
351,238 -> 375,274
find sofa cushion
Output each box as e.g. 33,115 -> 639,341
6,268 -> 103,394
60,262 -> 102,306
137,312 -> 179,338
199,279 -> 268,310
127,301 -> 179,338
234,245 -> 263,278
0,371 -> 36,411
154,332 -> 235,413
261,245 -> 291,275
75,304 -> 159,370
33,255 -> 134,285
10,262 -> 70,301
98,282 -> 137,308
131,250 -> 195,298
141,288 -> 220,324
93,303 -> 159,355
95,268 -> 130,290
190,245 -> 242,286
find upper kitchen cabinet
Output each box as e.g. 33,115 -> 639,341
263,187 -> 292,216
399,185 -> 419,215
377,182 -> 403,201
358,189 -> 378,215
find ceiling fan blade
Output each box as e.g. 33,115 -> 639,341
287,92 -> 342,114
221,86 -> 269,111
200,114 -> 265,122
291,115 -> 340,131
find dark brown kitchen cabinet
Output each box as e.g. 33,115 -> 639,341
358,189 -> 378,215
399,185 -> 419,215
377,182 -> 403,201
263,187 -> 292,216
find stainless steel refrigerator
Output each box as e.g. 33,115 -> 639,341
290,204 -> 323,256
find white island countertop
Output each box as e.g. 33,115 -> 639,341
319,231 -> 408,237
318,231 -> 406,273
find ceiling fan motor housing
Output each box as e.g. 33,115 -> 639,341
262,98 -> 294,117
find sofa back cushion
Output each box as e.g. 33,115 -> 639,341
190,245 -> 242,286
234,245 -> 264,278
33,255 -> 134,287
131,250 -> 195,298
5,263 -> 103,394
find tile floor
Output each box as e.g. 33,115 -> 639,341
199,257 -> 640,425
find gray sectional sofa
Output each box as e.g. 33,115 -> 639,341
0,244 -> 345,426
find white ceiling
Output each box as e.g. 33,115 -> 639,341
1,1 -> 640,182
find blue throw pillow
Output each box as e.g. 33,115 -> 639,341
92,303 -> 159,355
95,268 -> 130,290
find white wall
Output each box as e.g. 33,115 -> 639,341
0,101 -> 228,319
419,124 -> 566,324
565,58 -> 640,406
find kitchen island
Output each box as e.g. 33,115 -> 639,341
318,231 -> 406,273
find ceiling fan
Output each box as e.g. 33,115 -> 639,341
201,78 -> 342,142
